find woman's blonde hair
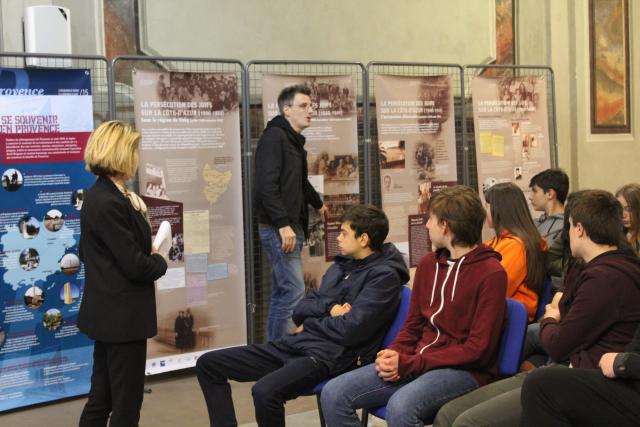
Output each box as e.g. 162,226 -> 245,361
84,121 -> 140,177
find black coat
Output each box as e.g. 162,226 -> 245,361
254,115 -> 323,237
78,175 -> 167,342
614,324 -> 640,383
277,243 -> 410,374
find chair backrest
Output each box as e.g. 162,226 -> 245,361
535,276 -> 553,320
497,298 -> 528,377
382,286 -> 412,347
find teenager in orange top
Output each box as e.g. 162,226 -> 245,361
484,183 -> 547,320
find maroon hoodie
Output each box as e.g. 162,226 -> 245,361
388,244 -> 507,386
540,250 -> 640,369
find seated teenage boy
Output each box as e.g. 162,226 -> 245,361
433,189 -> 640,427
528,168 -> 569,246
320,185 -> 507,426
520,191 -> 583,371
196,205 -> 409,427
529,169 -> 569,295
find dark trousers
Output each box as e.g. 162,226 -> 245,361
195,342 -> 329,427
79,340 -> 147,427
520,366 -> 640,426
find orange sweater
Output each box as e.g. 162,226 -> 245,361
486,231 -> 547,321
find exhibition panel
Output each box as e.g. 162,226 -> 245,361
462,65 -> 558,194
245,61 -> 366,342
366,63 -> 464,267
0,52 -> 109,411
110,56 -> 248,373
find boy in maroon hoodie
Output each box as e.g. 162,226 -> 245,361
321,185 -> 507,426
434,189 -> 640,426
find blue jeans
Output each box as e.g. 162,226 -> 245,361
522,322 -> 541,357
522,322 -> 549,366
259,225 -> 305,341
321,363 -> 479,427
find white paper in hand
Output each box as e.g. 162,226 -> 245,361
153,220 -> 172,256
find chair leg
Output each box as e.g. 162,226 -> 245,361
316,393 -> 326,427
360,409 -> 369,427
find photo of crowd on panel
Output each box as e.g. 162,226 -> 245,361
262,74 -> 360,289
133,69 -> 246,374
155,72 -> 239,112
374,74 -> 459,267
0,68 -> 96,411
471,75 -> 551,207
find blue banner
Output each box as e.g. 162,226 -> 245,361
0,68 -> 91,96
0,68 -> 95,411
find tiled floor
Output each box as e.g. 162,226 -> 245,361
0,368 -> 388,426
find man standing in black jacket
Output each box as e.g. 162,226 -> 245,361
255,84 -> 327,340
196,205 -> 409,427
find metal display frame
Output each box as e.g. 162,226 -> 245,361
365,61 -> 466,206
110,55 -> 254,343
0,51 -> 562,415
0,51 -> 110,411
244,60 -> 366,342
462,64 -> 558,192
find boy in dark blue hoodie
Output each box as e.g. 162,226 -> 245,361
196,205 -> 409,427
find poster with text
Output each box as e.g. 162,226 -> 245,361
133,70 -> 246,374
261,74 -> 359,291
374,74 -> 458,265
471,76 -> 551,201
0,68 -> 95,411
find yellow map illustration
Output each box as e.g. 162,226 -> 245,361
202,163 -> 232,204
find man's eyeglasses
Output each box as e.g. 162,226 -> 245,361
288,102 -> 313,110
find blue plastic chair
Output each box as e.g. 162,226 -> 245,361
308,285 -> 412,427
535,276 -> 553,321
362,298 -> 528,426
497,298 -> 529,377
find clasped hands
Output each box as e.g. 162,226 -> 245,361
375,349 -> 400,382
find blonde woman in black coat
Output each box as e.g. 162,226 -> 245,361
78,121 -> 167,427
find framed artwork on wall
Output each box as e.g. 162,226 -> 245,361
495,0 -> 515,65
589,0 -> 631,134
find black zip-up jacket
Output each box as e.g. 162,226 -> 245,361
275,243 -> 410,375
614,324 -> 640,387
254,115 -> 323,237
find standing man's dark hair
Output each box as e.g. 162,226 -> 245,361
277,84 -> 312,114
255,84 -> 328,341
